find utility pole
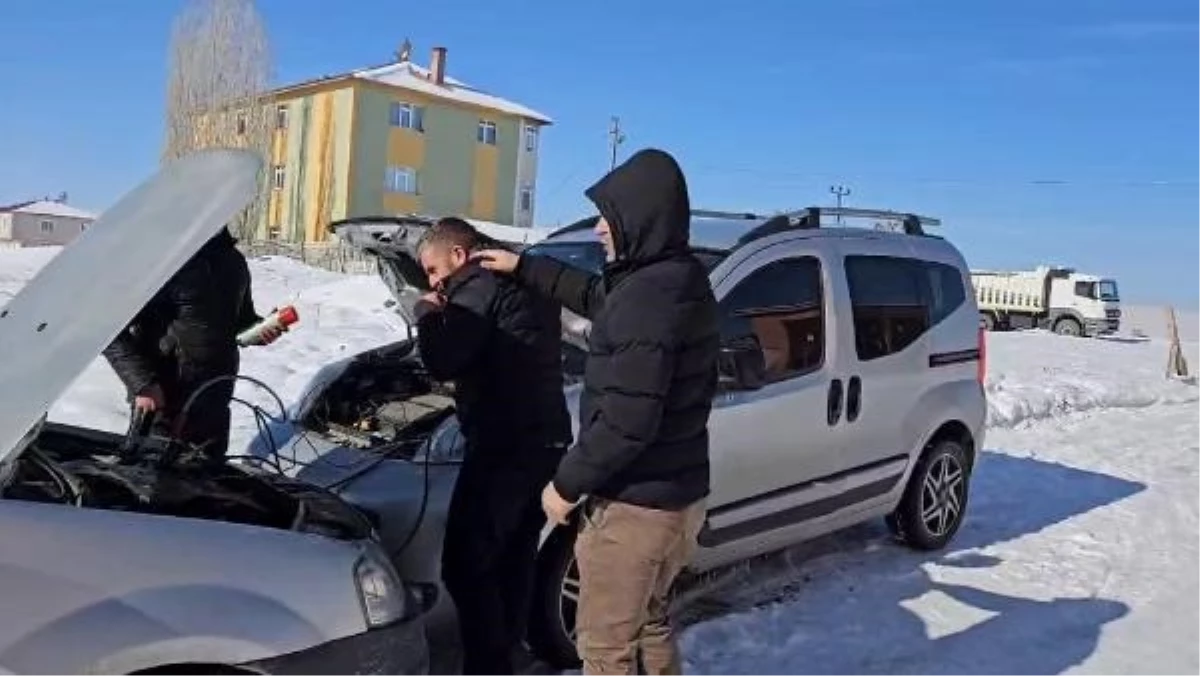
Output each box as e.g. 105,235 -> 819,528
830,184 -> 851,223
608,116 -> 625,170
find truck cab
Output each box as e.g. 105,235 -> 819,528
1049,273 -> 1121,335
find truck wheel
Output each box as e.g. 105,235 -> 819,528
1054,317 -> 1083,337
528,528 -> 582,670
890,439 -> 971,551
980,314 -> 997,331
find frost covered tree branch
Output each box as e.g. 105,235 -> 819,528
164,0 -> 273,240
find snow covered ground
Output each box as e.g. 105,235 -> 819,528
2,247 -> 1197,674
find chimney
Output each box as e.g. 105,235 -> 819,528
430,46 -> 447,85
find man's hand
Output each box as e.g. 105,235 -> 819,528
134,383 -> 165,413
471,249 -> 520,274
542,482 -> 579,526
258,324 -> 285,344
420,291 -> 446,307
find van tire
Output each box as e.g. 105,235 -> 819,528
890,439 -> 971,551
528,528 -> 582,670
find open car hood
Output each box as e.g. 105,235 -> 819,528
0,149 -> 263,466
331,216 -> 593,353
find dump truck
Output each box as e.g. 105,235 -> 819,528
970,266 -> 1121,337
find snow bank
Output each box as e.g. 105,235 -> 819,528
985,331 -> 1199,428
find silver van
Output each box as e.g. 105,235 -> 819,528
248,206 -> 988,669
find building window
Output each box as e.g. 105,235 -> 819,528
520,186 -> 533,212
478,120 -> 497,145
272,164 -> 286,190
525,126 -> 538,152
389,102 -> 424,131
40,219 -> 53,233
267,225 -> 281,240
275,104 -> 288,130
385,166 -> 418,194
235,112 -> 248,135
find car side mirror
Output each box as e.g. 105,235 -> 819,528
717,338 -> 767,391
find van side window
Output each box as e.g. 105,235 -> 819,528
845,255 -> 929,361
926,262 -> 967,325
719,257 -> 824,382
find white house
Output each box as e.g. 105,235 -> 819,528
0,198 -> 97,247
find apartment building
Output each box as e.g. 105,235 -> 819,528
253,44 -> 551,242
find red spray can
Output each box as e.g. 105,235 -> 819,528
237,305 -> 299,346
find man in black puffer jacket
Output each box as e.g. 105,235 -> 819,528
412,217 -> 572,674
103,228 -> 271,459
476,148 -> 719,675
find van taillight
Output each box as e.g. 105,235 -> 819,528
977,326 -> 987,384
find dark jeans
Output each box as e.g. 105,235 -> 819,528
144,371 -> 236,460
441,445 -> 562,674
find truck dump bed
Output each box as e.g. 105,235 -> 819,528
970,270 -> 1049,314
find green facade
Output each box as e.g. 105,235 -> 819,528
421,105 -> 478,218
348,86 -> 392,217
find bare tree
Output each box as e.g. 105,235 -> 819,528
164,0 -> 273,240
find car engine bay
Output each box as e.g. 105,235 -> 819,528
297,338 -> 586,455
1,422 -> 375,541
299,349 -> 458,453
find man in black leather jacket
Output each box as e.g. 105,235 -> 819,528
413,217 -> 571,674
103,228 -> 271,459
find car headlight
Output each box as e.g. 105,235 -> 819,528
353,550 -> 407,628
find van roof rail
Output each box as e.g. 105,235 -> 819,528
736,206 -> 941,245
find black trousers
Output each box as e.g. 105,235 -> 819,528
441,445 -> 562,674
146,367 -> 237,460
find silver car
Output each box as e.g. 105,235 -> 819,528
247,207 -> 988,668
0,151 -> 433,675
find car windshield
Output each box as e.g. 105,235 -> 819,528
525,240 -> 726,274
1099,280 -> 1119,301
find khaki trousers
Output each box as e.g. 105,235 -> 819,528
574,498 -> 706,675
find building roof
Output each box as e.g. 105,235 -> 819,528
353,60 -> 552,124
271,51 -> 552,125
1,200 -> 97,220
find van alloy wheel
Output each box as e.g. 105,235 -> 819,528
891,438 -> 971,550
559,557 -> 581,642
920,454 -> 965,537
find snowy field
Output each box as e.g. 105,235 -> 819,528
2,247 -> 1197,674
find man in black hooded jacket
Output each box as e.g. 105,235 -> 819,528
103,229 -> 271,459
476,148 -> 719,674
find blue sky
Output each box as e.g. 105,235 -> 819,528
1,0 -> 1196,304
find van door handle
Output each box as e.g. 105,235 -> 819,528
847,376 -> 862,423
827,378 -> 844,426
